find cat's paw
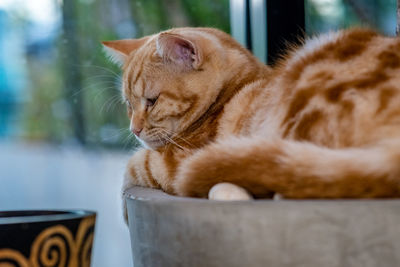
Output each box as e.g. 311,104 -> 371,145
208,182 -> 253,201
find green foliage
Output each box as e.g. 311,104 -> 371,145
22,57 -> 70,142
181,0 -> 230,33
129,0 -> 230,36
306,0 -> 396,35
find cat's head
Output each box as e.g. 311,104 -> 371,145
103,27 -> 261,149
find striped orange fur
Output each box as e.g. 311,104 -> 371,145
103,27 -> 400,200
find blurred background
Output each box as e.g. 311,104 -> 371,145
0,0 -> 397,266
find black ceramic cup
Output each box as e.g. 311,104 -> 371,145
0,210 -> 96,267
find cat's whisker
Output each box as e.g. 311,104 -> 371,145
83,79 -> 122,92
155,132 -> 163,145
105,94 -> 125,112
146,128 -> 158,136
160,128 -> 197,149
122,131 -> 137,150
102,127 -> 130,141
77,64 -> 121,79
83,74 -> 121,82
172,135 -> 196,148
92,82 -> 121,96
114,127 -> 131,134
69,81 -> 116,99
100,94 -> 124,113
70,82 -> 121,108
93,90 -> 122,108
159,131 -> 187,151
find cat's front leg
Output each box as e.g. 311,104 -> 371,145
122,149 -> 162,222
123,149 -> 161,192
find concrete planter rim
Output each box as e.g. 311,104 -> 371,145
124,186 -> 399,204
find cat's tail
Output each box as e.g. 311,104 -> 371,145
174,137 -> 400,198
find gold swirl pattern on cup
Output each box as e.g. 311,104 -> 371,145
0,216 -> 95,267
0,249 -> 29,267
75,216 -> 95,267
29,225 -> 75,267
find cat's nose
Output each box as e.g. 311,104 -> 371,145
132,127 -> 142,136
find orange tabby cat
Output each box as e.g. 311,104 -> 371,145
103,27 -> 400,200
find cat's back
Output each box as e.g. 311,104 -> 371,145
216,28 -> 400,148
281,28 -> 400,88
238,29 -> 400,148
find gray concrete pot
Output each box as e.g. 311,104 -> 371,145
124,186 -> 400,267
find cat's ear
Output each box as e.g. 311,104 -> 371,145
156,33 -> 202,70
102,37 -> 149,66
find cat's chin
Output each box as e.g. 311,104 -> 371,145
145,140 -> 164,149
136,136 -> 164,149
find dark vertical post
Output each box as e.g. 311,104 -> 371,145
230,0 -> 252,50
62,1 -> 86,145
266,0 -> 305,65
245,0 -> 253,50
397,0 -> 400,36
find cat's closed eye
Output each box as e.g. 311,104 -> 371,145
146,97 -> 158,107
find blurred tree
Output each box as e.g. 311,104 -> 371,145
62,0 -> 86,145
